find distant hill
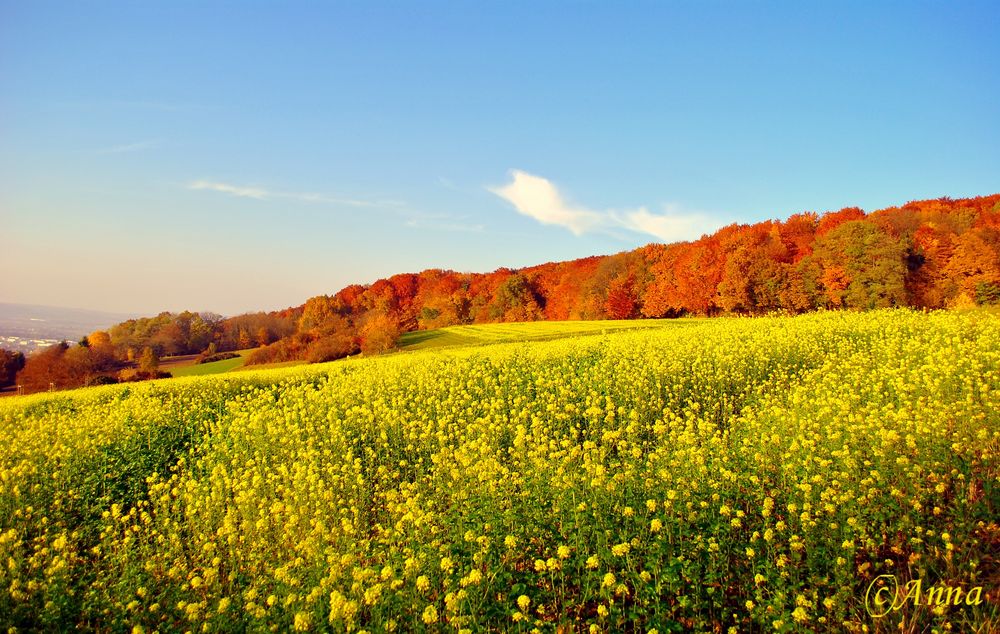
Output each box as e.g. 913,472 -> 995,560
0,303 -> 137,353
241,193 -> 1000,366
9,193 -> 1000,394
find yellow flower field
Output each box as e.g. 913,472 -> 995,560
1,310 -> 997,632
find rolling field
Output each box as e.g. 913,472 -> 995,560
169,355 -> 244,377
0,310 -> 998,632
397,318 -> 693,352
166,350 -> 254,378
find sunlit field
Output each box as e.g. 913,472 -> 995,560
1,310 -> 997,632
396,318 -> 695,352
162,350 -> 303,378
168,353 -> 250,378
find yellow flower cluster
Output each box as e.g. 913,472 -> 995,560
0,309 -> 997,631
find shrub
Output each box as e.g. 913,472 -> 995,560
196,352 -> 240,365
117,369 -> 172,383
975,281 -> 1000,305
359,313 -> 401,355
85,375 -> 119,387
304,334 -> 358,364
246,333 -> 313,365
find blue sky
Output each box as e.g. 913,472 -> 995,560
2,1 -> 998,315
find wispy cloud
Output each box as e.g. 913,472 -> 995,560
188,179 -> 481,232
439,222 -> 485,233
614,205 -> 717,243
95,140 -> 161,155
189,180 -> 269,200
187,180 -> 400,208
55,99 -> 212,112
404,217 -> 485,233
107,100 -> 203,112
489,169 -> 720,243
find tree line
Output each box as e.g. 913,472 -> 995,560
3,310 -> 300,394
247,194 -> 999,365
5,193 -> 998,394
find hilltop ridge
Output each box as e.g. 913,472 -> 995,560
7,193 -> 1000,393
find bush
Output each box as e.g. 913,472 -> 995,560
245,333 -> 312,366
118,369 -> 172,383
85,375 -> 119,387
196,352 -> 240,365
975,281 -> 1000,305
246,341 -> 292,366
0,349 -> 26,388
359,314 -> 401,355
304,334 -> 358,364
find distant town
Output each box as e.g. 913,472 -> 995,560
0,303 -> 135,353
0,335 -> 66,354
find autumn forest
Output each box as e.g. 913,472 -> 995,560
6,193 -> 1000,394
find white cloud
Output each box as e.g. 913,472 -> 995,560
489,169 -> 718,242
488,170 -> 604,236
614,205 -> 718,243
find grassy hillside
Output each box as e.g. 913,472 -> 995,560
0,310 -> 997,632
164,349 -> 304,378
396,318 -> 696,352
168,350 -> 252,377
152,320 -> 690,381
233,194 -> 1000,368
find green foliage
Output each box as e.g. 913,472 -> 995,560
85,375 -> 119,387
109,311 -> 219,357
196,352 -> 240,365
420,306 -> 441,322
811,221 -> 910,309
488,273 -> 541,321
975,281 -> 1000,305
138,347 -> 159,374
0,349 -> 26,388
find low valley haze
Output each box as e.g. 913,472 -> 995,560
0,303 -> 137,353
